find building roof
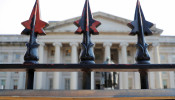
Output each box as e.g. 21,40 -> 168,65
45,11 -> 163,34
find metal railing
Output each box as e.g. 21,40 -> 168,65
0,64 -> 175,89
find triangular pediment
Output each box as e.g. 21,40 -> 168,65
45,12 -> 163,34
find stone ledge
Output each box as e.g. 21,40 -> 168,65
0,89 -> 174,98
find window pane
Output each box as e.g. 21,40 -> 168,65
160,55 -> 165,61
0,53 -> 8,62
1,80 -> 6,89
13,80 -> 18,90
163,80 -> 167,89
128,78 -> 133,89
65,78 -> 70,90
65,49 -> 71,56
1,80 -> 5,85
13,53 -> 21,62
172,55 -> 175,63
49,78 -> 53,89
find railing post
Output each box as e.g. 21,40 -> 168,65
74,0 -> 101,89
21,0 -> 48,90
139,69 -> 149,89
82,69 -> 91,89
127,0 -> 154,89
25,69 -> 35,89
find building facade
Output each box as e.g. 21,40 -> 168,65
0,12 -> 175,90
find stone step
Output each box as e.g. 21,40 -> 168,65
0,89 -> 174,100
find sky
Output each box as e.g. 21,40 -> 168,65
0,0 -> 175,36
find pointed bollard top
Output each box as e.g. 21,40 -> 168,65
21,0 -> 48,35
74,0 -> 101,35
127,0 -> 153,36
21,0 -> 48,64
127,0 -> 153,64
73,0 -> 101,89
74,0 -> 101,64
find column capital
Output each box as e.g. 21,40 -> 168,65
70,42 -> 79,47
103,42 -> 112,47
53,42 -> 62,47
152,42 -> 160,47
120,42 -> 129,47
38,42 -> 45,46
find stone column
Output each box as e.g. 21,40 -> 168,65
18,72 -> 25,89
91,44 -> 95,90
148,46 -> 156,89
152,42 -> 163,89
91,72 -> 95,90
134,72 -> 140,89
120,42 -> 129,89
18,53 -> 25,89
6,72 -> 12,89
103,42 -> 112,60
6,52 -> 13,89
133,48 -> 140,89
36,42 -> 47,89
168,72 -> 175,88
168,54 -> 175,88
53,42 -> 62,89
70,42 -> 79,90
118,50 -> 123,89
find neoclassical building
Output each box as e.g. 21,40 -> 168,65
0,12 -> 175,90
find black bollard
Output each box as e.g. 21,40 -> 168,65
127,0 -> 153,89
139,69 -> 149,89
25,69 -> 35,89
74,0 -> 101,89
21,0 -> 48,90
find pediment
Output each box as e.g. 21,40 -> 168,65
45,12 -> 163,34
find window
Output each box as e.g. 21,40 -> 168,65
95,80 -> 100,90
13,53 -> 21,62
162,72 -> 167,75
127,50 -> 131,56
160,55 -> 166,62
51,50 -> 55,56
1,80 -> 6,89
49,78 -> 53,90
0,53 -> 8,62
95,49 -> 102,60
65,78 -> 70,90
0,72 -> 6,74
13,80 -> 18,90
163,80 -> 167,89
96,54 -> 101,60
65,49 -> 71,56
128,78 -> 133,89
172,55 -> 175,63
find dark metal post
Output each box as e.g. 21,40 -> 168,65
74,0 -> 101,89
21,0 -> 48,89
82,69 -> 91,89
25,69 -> 35,89
139,69 -> 149,89
127,0 -> 153,89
